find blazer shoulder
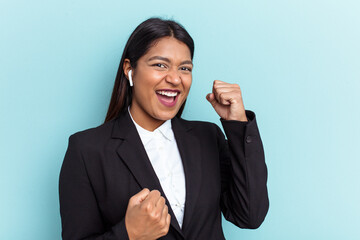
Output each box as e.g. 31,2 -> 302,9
68,119 -> 116,148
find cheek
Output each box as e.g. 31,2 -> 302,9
183,77 -> 192,94
134,75 -> 157,94
138,72 -> 164,89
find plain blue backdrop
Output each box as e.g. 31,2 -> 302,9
1,0 -> 360,239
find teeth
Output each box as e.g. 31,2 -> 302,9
156,90 -> 178,97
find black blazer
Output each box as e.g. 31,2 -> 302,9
59,110 -> 269,240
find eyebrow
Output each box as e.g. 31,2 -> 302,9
147,56 -> 193,66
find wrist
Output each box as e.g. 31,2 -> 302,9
227,113 -> 248,122
125,218 -> 136,240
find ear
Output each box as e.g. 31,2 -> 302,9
123,59 -> 132,79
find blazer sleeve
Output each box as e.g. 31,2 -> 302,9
217,110 -> 269,229
59,134 -> 130,240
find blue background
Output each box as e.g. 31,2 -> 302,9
1,0 -> 359,239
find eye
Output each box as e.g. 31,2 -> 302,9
180,66 -> 192,72
152,63 -> 166,68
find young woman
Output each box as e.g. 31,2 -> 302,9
59,18 -> 269,240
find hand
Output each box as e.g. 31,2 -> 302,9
206,80 -> 248,121
125,189 -> 171,240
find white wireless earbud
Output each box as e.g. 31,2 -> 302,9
128,70 -> 133,87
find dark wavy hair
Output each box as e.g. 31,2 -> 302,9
104,18 -> 195,123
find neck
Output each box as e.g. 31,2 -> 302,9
129,105 -> 165,131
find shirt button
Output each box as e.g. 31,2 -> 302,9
245,136 -> 252,144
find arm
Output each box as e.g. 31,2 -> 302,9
59,134 -> 130,240
218,110 -> 269,229
206,80 -> 269,228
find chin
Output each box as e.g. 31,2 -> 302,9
155,109 -> 179,121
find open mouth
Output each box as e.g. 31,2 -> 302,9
156,90 -> 180,107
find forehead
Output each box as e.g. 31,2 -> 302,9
143,37 -> 191,61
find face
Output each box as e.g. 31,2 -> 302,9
125,37 -> 193,131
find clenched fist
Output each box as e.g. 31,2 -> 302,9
206,80 -> 248,122
125,189 -> 171,240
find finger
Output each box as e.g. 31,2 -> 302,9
129,188 -> 150,206
214,81 -> 239,87
154,197 -> 167,223
142,189 -> 161,207
212,83 -> 221,103
218,92 -> 232,105
206,93 -> 220,108
160,203 -> 169,220
162,203 -> 169,215
150,197 -> 166,223
211,80 -> 240,105
213,79 -> 226,85
213,81 -> 241,92
213,80 -> 238,89
213,88 -> 241,101
155,196 -> 166,209
218,91 -> 243,105
214,85 -> 241,93
206,93 -> 213,102
157,212 -> 171,238
161,210 -> 171,235
212,81 -> 231,103
213,88 -> 224,104
166,213 -> 171,227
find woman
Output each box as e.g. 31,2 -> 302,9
59,18 -> 269,240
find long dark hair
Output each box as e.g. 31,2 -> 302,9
105,18 -> 195,123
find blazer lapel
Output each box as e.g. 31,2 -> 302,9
112,111 -> 183,237
171,117 -> 202,233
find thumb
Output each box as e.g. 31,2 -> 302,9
130,188 -> 150,206
206,93 -> 218,107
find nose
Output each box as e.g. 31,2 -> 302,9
165,68 -> 181,86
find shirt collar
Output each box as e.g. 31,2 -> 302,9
128,107 -> 174,144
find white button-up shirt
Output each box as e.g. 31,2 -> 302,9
128,109 -> 186,228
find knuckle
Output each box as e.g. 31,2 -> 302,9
161,227 -> 169,236
146,204 -> 153,212
129,195 -> 135,203
151,212 -> 161,222
151,189 -> 161,196
160,222 -> 169,234
158,218 -> 166,228
142,202 -> 152,212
